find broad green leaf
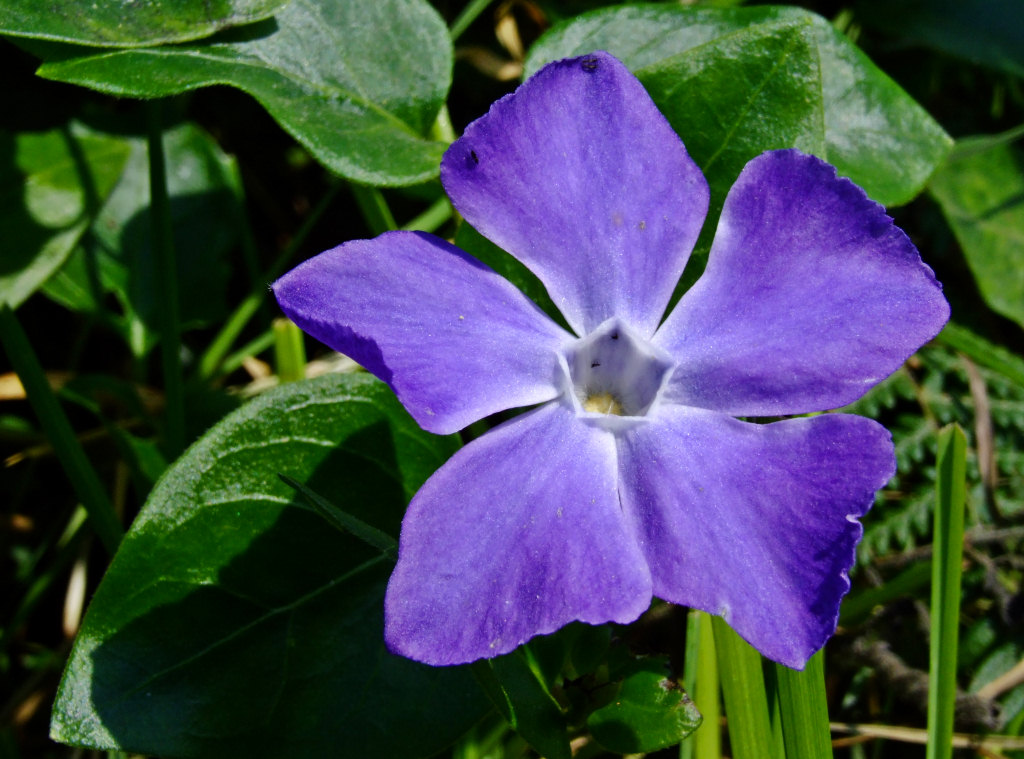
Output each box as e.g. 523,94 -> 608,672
856,0 -> 1024,78
0,123 -> 131,309
45,123 -> 240,355
0,0 -> 289,48
32,0 -> 452,185
587,657 -> 702,754
525,4 -> 951,207
50,373 -> 487,758
928,141 -> 1024,330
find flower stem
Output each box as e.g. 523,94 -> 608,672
0,305 -> 123,555
273,318 -> 306,383
927,424 -> 967,759
147,101 -> 185,457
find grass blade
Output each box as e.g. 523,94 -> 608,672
712,616 -> 776,759
774,650 -> 833,759
927,424 -> 967,759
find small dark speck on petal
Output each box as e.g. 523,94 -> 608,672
610,331 -> 619,340
470,149 -> 480,165
581,56 -> 599,73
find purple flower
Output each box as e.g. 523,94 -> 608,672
273,51 -> 949,669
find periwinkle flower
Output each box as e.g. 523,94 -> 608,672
273,51 -> 949,669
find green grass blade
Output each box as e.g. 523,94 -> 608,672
927,424 -> 967,759
774,650 -> 833,759
712,616 -> 776,759
693,611 -> 722,759
147,101 -> 185,457
0,305 -> 123,554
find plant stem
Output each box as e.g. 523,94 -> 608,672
147,101 -> 185,457
197,182 -> 341,380
450,0 -> 495,41
402,196 -> 453,233
350,183 -> 397,235
273,318 -> 306,383
927,424 -> 967,759
0,305 -> 123,554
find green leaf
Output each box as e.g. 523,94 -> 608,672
0,0 -> 290,48
0,123 -> 131,309
474,651 -> 572,759
856,0 -> 1024,78
32,0 -> 452,185
928,141 -> 1024,330
44,123 -> 240,355
525,4 -> 951,207
50,373 -> 487,758
587,657 -> 702,754
278,474 -> 397,556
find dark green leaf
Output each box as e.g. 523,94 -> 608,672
0,0 -> 289,48
928,141 -> 1024,330
587,657 -> 702,753
856,0 -> 1024,78
50,373 -> 486,758
476,650 -> 572,759
0,123 -> 131,309
32,0 -> 452,185
44,123 -> 239,354
525,4 -> 951,207
278,474 -> 397,556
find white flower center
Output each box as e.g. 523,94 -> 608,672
561,319 -> 675,428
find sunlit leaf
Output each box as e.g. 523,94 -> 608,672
30,0 -> 452,185
50,373 -> 486,758
0,0 -> 290,48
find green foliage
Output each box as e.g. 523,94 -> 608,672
50,373 -> 486,758
929,140 -> 1024,330
525,4 -> 952,208
0,0 -> 289,47
0,122 -> 132,308
29,0 -> 453,185
42,122 -> 240,355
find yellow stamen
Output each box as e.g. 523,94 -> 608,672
583,392 -> 624,415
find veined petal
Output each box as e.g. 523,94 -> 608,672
273,231 -> 571,434
656,149 -> 949,416
442,51 -> 709,338
385,402 -> 652,665
617,407 -> 893,668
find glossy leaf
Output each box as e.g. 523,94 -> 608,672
0,123 -> 131,309
44,123 -> 240,355
31,0 -> 452,185
587,657 -> 702,754
525,4 -> 951,207
0,0 -> 289,48
928,141 -> 1024,330
50,373 -> 486,758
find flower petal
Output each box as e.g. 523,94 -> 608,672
441,51 -> 709,338
385,402 -> 652,665
655,149 -> 949,416
273,231 -> 571,434
617,407 -> 893,668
